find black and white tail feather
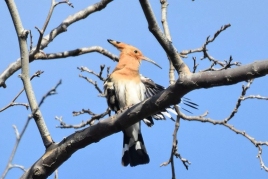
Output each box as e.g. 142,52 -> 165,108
141,75 -> 198,127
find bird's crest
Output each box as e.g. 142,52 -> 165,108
107,39 -> 161,69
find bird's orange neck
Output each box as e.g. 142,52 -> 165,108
112,53 -> 141,78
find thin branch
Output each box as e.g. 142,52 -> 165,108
180,24 -> 231,56
79,75 -> 103,94
160,106 -> 190,177
29,30 -> 33,51
38,80 -> 62,107
0,103 -> 29,112
224,79 -> 253,123
10,164 -> 27,172
192,57 -> 198,73
35,46 -> 119,62
34,0 -> 73,53
0,0 -> 113,88
200,56 -> 241,72
56,0 -> 73,8
241,95 -> 268,101
180,111 -> 268,171
160,0 -> 175,84
139,0 -> 191,76
56,108 -> 110,129
78,65 -> 107,81
1,80 -> 62,179
72,108 -> 98,116
0,70 -> 43,113
257,146 -> 268,172
180,24 -> 241,71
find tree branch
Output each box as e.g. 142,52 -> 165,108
139,0 -> 191,76
178,79 -> 268,172
180,24 -> 231,57
1,80 -> 62,179
56,108 -> 110,129
35,46 -> 119,62
0,70 -> 43,113
160,0 -> 175,84
20,59 -> 268,178
0,0 -> 113,88
34,0 -> 73,53
5,0 -> 54,148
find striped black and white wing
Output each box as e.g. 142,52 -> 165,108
104,77 -> 120,112
141,75 -> 198,123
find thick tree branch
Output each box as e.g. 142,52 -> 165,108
20,60 -> 268,178
5,0 -> 53,148
139,0 -> 191,76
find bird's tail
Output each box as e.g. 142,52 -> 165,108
121,131 -> 149,167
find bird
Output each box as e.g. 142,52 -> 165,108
104,39 -> 197,167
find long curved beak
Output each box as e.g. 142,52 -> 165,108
143,56 -> 162,69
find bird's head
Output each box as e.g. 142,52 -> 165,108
107,39 -> 161,69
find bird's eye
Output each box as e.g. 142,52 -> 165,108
116,41 -> 120,44
134,50 -> 138,53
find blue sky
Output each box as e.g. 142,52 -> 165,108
0,0 -> 268,178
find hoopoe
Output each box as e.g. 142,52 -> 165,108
104,39 -> 197,167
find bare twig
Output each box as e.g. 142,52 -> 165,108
224,79 -> 253,123
34,0 -> 73,53
73,108 -> 97,116
0,0 -> 114,88
181,111 -> 268,172
1,80 -> 62,178
241,95 -> 268,101
29,30 -> 33,51
38,80 -> 62,107
201,56 -> 241,72
192,57 -> 198,73
160,106 -> 190,179
160,0 -> 175,84
36,46 -> 119,62
180,24 -> 231,57
257,146 -> 268,172
0,103 -> 29,112
79,74 -> 103,94
180,24 -> 241,71
56,108 -> 110,129
56,0 -> 73,7
0,70 -> 43,113
179,79 -> 268,172
78,65 -> 107,81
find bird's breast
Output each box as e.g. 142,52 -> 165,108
114,79 -> 145,108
